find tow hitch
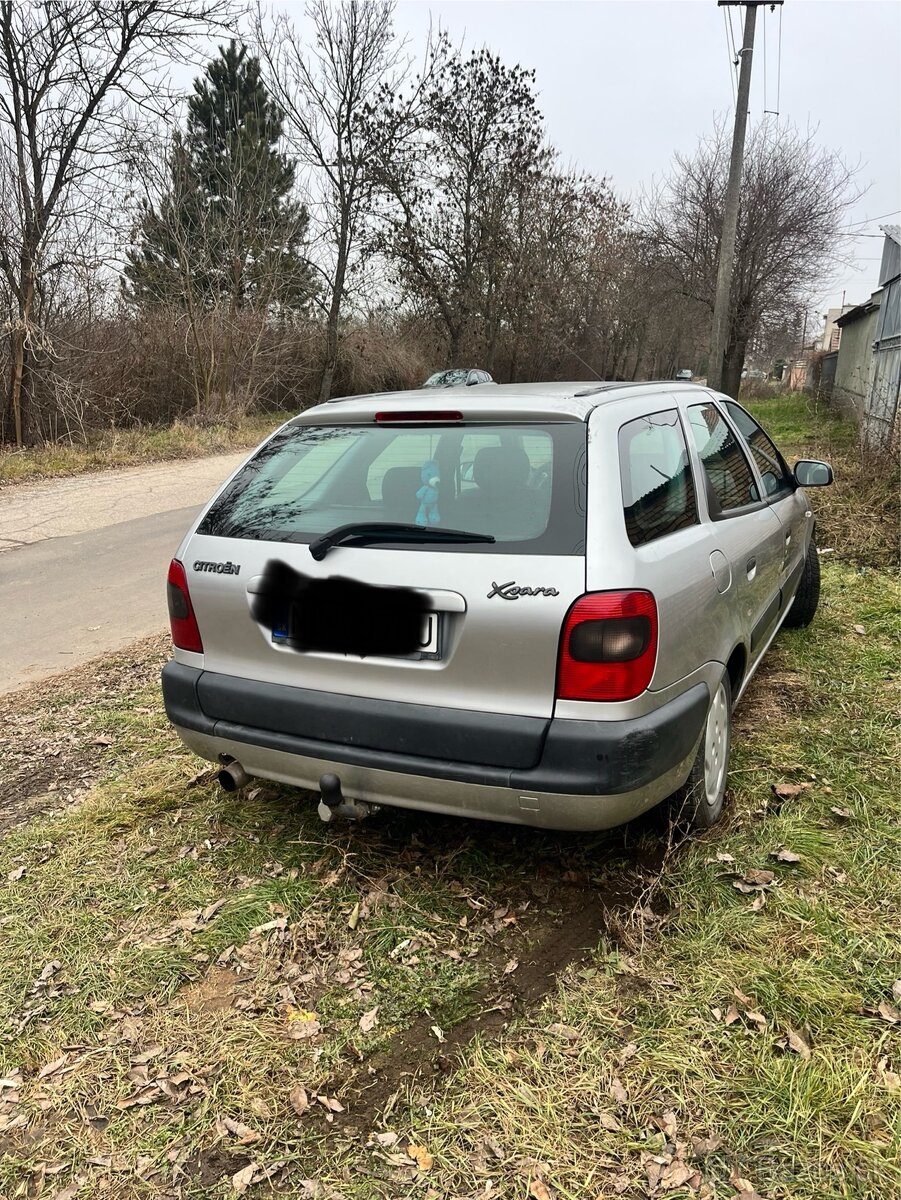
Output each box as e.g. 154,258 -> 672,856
317,773 -> 379,823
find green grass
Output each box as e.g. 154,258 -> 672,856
745,392 -> 899,571
0,392 -> 898,1197
0,411 -> 294,485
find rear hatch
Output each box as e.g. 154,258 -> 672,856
177,411 -> 587,768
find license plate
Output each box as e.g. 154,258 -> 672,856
272,611 -> 441,660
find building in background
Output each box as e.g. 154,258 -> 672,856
864,225 -> 901,448
818,305 -> 854,352
833,292 -> 883,417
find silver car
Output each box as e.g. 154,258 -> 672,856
162,382 -> 832,832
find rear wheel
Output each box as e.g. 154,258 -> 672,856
783,540 -> 820,628
673,673 -> 732,830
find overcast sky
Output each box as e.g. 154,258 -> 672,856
387,0 -> 901,323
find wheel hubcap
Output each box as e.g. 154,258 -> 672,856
703,683 -> 729,807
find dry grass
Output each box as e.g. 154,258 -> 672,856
745,391 -> 900,570
0,413 -> 294,486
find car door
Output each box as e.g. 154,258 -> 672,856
684,400 -> 785,668
722,400 -> 811,610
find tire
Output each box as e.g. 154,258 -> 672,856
672,672 -> 732,830
783,540 -> 820,628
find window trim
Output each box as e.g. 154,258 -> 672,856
684,398 -> 769,522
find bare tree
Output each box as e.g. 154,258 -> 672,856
254,0 -> 419,404
0,0 -> 227,446
374,47 -> 545,369
641,121 -> 859,396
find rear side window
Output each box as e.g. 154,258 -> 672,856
724,402 -> 793,497
687,404 -> 759,515
619,410 -> 697,547
197,421 -> 586,555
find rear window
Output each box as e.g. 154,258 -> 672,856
198,421 -> 586,555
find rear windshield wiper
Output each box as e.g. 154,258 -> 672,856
309,522 -> 495,560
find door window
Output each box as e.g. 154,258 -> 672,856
724,402 -> 793,498
686,404 -> 759,516
618,409 -> 698,546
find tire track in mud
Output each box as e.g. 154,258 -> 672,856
329,844 -> 667,1131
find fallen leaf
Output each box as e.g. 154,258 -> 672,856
50,1185 -> 82,1200
289,1084 -> 309,1116
660,1161 -> 694,1190
724,1004 -> 741,1025
656,1109 -> 678,1140
852,623 -> 866,635
202,898 -> 227,922
730,1167 -> 767,1199
131,1044 -> 163,1066
91,735 -> 114,746
716,852 -> 736,864
892,981 -> 901,1002
750,893 -> 767,911
877,1057 -> 901,1094
529,1179 -> 553,1200
219,1116 -> 261,1145
316,1094 -> 344,1113
609,1077 -> 629,1104
407,1142 -> 433,1170
771,782 -> 811,799
830,805 -> 852,819
232,1165 -> 256,1194
771,848 -> 801,863
430,1024 -> 446,1043
36,1055 -> 69,1081
733,869 -> 775,893
598,1111 -> 621,1132
546,1023 -> 580,1040
745,1010 -> 768,1030
369,1131 -> 399,1148
876,1001 -> 900,1024
503,958 -> 519,974
691,1134 -> 723,1159
358,1006 -> 379,1034
347,902 -> 361,930
6,865 -> 26,882
616,1041 -> 639,1066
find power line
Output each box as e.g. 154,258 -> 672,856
844,208 -> 901,229
762,3 -> 767,115
722,8 -> 737,107
762,3 -> 781,117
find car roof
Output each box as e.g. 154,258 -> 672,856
295,381 -> 713,424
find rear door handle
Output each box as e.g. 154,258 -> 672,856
746,557 -> 757,580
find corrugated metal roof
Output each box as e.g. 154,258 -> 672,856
882,224 -> 901,246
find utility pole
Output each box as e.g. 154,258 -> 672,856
708,1 -> 783,394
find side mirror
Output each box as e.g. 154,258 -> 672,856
793,459 -> 833,487
466,372 -> 479,386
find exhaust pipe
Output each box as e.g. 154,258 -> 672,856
217,760 -> 250,792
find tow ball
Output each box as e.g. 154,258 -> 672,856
317,773 -> 379,823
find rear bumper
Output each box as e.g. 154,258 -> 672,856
162,663 -> 708,830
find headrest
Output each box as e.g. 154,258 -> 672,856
472,446 -> 531,495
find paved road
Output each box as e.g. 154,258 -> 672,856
0,453 -> 248,695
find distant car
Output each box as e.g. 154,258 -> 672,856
163,380 -> 833,834
674,369 -> 693,382
422,368 -> 494,388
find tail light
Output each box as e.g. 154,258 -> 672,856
556,591 -> 657,702
167,559 -> 203,653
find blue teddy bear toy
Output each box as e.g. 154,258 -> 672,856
415,459 -> 440,526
